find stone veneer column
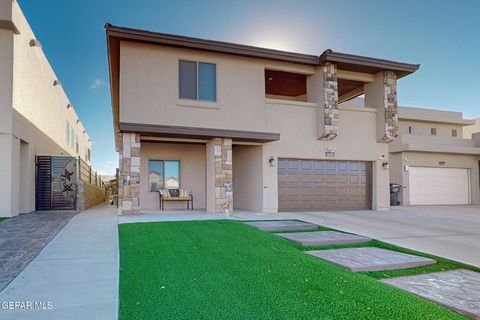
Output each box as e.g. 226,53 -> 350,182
319,62 -> 339,141
379,71 -> 398,142
207,138 -> 233,213
118,132 -> 141,215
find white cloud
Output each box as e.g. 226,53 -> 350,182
95,160 -> 117,176
89,78 -> 106,92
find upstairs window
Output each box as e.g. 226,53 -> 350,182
66,121 -> 70,145
430,128 -> 437,135
408,126 -> 415,134
265,69 -> 307,102
452,129 -> 458,137
75,134 -> 79,154
179,60 -> 216,102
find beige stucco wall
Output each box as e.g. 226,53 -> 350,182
0,1 -> 92,217
119,41 -> 315,133
393,151 -> 479,205
261,101 -> 391,211
398,120 -> 463,138
139,142 -> 206,210
464,119 -> 480,139
119,42 -> 394,212
232,145 -> 264,211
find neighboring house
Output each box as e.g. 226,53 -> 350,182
463,118 -> 480,139
389,107 -> 480,205
106,24 -> 421,215
0,0 -> 92,217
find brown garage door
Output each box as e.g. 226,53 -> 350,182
278,159 -> 371,211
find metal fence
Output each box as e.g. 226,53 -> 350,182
78,157 -> 105,188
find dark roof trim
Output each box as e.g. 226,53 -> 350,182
106,24 -> 319,65
319,49 -> 420,75
105,24 -> 420,73
119,122 -> 280,143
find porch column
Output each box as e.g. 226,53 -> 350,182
365,71 -> 398,143
118,132 -> 141,215
318,62 -> 339,141
206,138 -> 233,213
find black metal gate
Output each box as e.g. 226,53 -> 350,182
35,156 -> 77,211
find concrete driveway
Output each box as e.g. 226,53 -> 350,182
274,206 -> 480,267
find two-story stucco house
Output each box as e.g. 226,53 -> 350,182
0,0 -> 92,217
389,107 -> 480,205
106,24 -> 421,215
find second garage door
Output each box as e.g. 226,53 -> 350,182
278,159 -> 371,211
408,167 -> 470,205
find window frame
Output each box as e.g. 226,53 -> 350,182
430,128 -> 437,136
148,159 -> 181,192
452,129 -> 458,137
178,59 -> 217,102
408,126 -> 415,134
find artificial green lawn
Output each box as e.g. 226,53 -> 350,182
258,221 -> 480,279
119,220 -> 466,320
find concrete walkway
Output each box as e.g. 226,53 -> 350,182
270,205 -> 480,267
0,211 -> 76,291
0,204 -> 118,320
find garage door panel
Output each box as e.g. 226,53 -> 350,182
409,167 -> 470,205
278,159 -> 371,211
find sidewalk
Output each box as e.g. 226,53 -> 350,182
0,204 -> 118,320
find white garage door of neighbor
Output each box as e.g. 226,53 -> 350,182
408,167 -> 470,205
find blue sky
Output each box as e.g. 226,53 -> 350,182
18,0 -> 480,175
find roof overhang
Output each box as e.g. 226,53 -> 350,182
119,123 -> 280,143
106,24 -> 420,148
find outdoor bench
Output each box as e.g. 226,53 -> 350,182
158,189 -> 193,210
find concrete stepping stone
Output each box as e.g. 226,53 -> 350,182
276,231 -> 371,246
306,247 -> 435,272
243,220 -> 317,231
382,269 -> 480,319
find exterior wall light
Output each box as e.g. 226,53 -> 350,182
67,103 -> 72,109
53,80 -> 62,87
29,39 -> 42,48
269,156 -> 276,167
382,161 -> 389,170
76,119 -> 80,124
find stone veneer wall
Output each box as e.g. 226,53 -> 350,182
118,132 -> 141,215
213,138 -> 233,213
319,62 -> 339,141
379,71 -> 398,143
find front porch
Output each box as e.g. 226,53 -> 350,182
118,133 -> 269,215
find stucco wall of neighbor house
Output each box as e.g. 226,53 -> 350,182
398,120 -> 464,138
0,25 -> 15,217
119,41 -> 315,133
139,142 -> 206,210
261,101 -> 391,211
464,119 -> 480,139
232,145 -> 264,211
11,0 -> 91,163
0,1 -> 93,217
395,151 -> 480,205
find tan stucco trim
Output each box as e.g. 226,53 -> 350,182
119,122 -> 280,142
0,20 -> 19,34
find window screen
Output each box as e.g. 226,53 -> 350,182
179,60 -> 197,100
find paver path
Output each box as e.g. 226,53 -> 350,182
244,220 -> 317,231
307,247 -> 436,272
0,211 -> 76,291
276,231 -> 371,246
0,204 -> 118,320
383,269 -> 480,319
